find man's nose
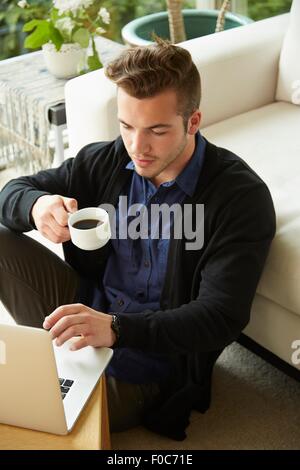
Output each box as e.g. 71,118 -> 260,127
130,131 -> 150,155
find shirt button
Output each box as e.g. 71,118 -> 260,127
144,260 -> 150,268
117,299 -> 124,306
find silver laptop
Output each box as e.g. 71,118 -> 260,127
0,323 -> 113,435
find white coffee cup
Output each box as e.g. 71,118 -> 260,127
68,207 -> 111,251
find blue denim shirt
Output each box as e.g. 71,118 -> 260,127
81,132 -> 206,383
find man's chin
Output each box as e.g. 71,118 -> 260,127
135,169 -> 155,180
134,164 -> 156,178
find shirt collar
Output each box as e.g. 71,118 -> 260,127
175,131 -> 206,197
126,160 -> 135,170
125,131 -> 206,197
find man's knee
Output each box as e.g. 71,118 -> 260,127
0,224 -> 16,252
0,224 -> 24,257
0,223 -> 12,237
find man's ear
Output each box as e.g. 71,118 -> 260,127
188,110 -> 201,134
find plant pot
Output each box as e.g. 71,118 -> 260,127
42,43 -> 87,79
121,9 -> 254,46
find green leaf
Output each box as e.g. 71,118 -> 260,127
23,19 -> 47,32
87,53 -> 102,72
87,38 -> 102,72
50,8 -> 60,23
24,21 -> 51,49
72,28 -> 89,48
48,24 -> 64,51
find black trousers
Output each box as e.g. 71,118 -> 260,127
0,224 -> 160,433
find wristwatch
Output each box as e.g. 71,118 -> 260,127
111,314 -> 121,346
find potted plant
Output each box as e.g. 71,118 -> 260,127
121,0 -> 253,46
17,0 -> 111,79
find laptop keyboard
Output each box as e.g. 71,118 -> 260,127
59,378 -> 74,399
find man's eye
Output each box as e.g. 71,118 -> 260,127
152,130 -> 167,135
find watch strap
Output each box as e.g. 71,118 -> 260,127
111,313 -> 121,347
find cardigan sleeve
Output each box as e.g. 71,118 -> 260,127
115,183 -> 276,355
0,141 -> 114,233
0,158 -> 75,232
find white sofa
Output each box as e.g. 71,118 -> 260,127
65,4 -> 300,375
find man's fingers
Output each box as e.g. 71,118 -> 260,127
55,323 -> 89,347
37,213 -> 70,243
48,214 -> 70,240
52,204 -> 70,227
48,314 -> 86,341
70,337 -> 88,351
43,304 -> 85,329
41,225 -> 67,244
43,305 -> 113,350
31,195 -> 77,239
62,197 -> 78,214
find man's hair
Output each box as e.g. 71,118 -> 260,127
105,37 -> 201,131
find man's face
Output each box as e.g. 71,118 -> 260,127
117,88 -> 199,186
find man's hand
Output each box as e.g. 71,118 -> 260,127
31,194 -> 78,243
43,304 -> 116,350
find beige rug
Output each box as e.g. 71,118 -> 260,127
111,342 -> 300,450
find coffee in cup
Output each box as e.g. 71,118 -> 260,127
68,207 -> 111,251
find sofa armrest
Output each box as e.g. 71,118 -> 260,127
65,13 -> 289,156
65,67 -> 119,156
184,13 -> 289,128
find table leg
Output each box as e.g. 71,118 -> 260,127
52,123 -> 66,166
101,375 -> 111,450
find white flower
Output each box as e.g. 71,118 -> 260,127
17,0 -> 29,8
53,0 -> 93,16
95,27 -> 106,35
98,7 -> 110,25
55,17 -> 75,36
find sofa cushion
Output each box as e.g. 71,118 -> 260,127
276,0 -> 300,105
202,101 -> 300,316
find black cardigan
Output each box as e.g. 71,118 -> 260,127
0,136 -> 276,440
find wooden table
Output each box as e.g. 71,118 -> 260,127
0,376 -> 110,450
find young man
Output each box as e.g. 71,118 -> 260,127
0,39 -> 276,440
